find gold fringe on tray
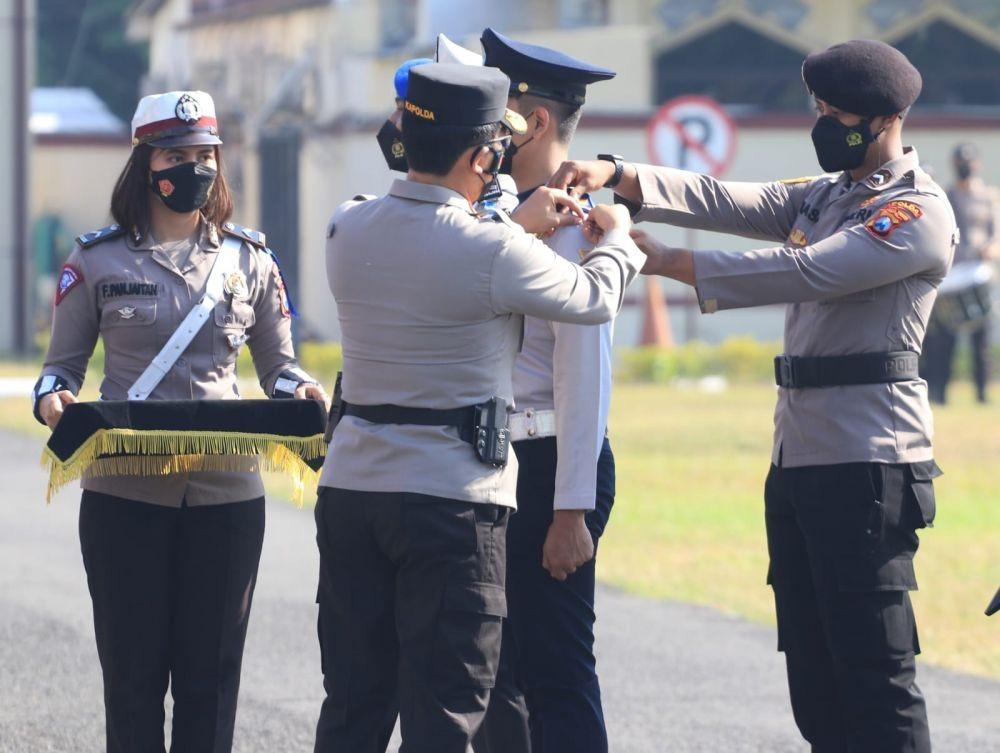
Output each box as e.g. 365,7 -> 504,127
41,429 -> 327,506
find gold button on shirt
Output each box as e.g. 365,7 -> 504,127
40,220 -> 305,506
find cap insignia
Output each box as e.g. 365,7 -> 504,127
175,93 -> 201,124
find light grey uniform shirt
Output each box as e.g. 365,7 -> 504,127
512,211 -> 614,510
40,220 -> 310,506
320,179 -> 644,508
947,178 -> 999,264
630,148 -> 957,468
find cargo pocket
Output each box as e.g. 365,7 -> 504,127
905,461 -> 940,530
431,581 -> 506,692
214,301 -> 256,367
830,555 -> 920,661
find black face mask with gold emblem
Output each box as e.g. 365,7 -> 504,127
377,119 -> 409,172
810,115 -> 876,173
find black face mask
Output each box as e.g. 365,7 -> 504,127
377,119 -> 408,172
810,115 -> 877,172
955,162 -> 973,180
498,112 -> 536,176
150,162 -> 217,213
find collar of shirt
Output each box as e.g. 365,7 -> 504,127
839,146 -> 921,196
389,179 -> 476,214
126,216 -> 221,252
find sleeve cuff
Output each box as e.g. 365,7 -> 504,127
270,366 -> 319,398
553,493 -> 597,511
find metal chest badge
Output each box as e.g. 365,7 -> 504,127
224,270 -> 249,300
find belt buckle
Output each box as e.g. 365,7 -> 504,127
775,355 -> 795,388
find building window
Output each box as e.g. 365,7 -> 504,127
654,21 -> 808,110
892,20 -> 1000,107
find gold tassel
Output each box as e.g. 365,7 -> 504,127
41,430 -> 326,506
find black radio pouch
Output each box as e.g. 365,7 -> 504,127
473,397 -> 509,468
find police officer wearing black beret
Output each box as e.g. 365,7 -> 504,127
552,40 -> 957,753
316,63 -> 645,753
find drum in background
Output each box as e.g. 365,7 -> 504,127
932,261 -> 995,330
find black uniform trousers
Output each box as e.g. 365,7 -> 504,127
474,437 -> 616,753
764,460 -> 938,753
921,317 -> 991,403
313,487 -> 509,753
79,491 -> 265,753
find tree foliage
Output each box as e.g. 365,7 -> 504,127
36,0 -> 149,122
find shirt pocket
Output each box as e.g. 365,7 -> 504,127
214,300 -> 256,367
99,300 -> 158,356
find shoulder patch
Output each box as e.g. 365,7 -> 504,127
779,176 -> 818,185
864,200 -> 923,240
55,263 -> 84,305
265,248 -> 297,318
221,222 -> 266,249
75,224 -> 125,249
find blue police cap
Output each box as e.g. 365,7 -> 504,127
404,63 -> 527,133
481,27 -> 616,107
394,58 -> 433,100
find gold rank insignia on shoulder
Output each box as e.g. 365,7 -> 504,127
778,176 -> 817,185
224,270 -> 250,300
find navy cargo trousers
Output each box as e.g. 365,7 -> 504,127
475,437 -> 616,753
764,460 -> 938,753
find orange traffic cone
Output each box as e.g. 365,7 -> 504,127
640,276 -> 673,347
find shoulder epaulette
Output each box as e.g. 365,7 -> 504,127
481,208 -> 521,231
221,222 -> 266,249
778,176 -> 819,186
75,224 -> 125,249
352,194 -> 376,202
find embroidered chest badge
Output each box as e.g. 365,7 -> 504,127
864,200 -> 923,239
117,306 -> 136,320
55,264 -> 83,305
224,270 -> 249,300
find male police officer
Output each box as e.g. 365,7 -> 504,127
922,143 -> 997,404
315,63 -> 645,753
472,29 -> 619,753
550,40 -> 955,753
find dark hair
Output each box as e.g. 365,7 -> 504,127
400,116 -> 501,175
110,144 -> 234,236
515,93 -> 583,144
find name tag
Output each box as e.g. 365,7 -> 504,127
100,281 -> 159,300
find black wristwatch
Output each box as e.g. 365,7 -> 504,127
597,154 -> 625,189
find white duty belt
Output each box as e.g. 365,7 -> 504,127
127,235 -> 243,401
509,409 -> 557,442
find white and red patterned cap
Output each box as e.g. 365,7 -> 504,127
130,90 -> 222,148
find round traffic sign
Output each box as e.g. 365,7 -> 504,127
646,95 -> 737,177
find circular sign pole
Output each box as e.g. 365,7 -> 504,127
642,95 -> 738,346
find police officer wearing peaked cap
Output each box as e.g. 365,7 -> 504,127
315,62 -> 646,753
470,27 -> 620,753
33,90 -> 324,753
550,40 -> 956,753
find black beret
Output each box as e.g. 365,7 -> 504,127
481,27 -> 616,106
404,63 -> 526,133
802,39 -> 922,117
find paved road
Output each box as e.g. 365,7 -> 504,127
2,428 -> 998,752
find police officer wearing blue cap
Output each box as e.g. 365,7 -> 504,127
470,28 -> 620,753
316,62 -> 646,753
551,39 -> 956,753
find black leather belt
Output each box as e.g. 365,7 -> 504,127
343,403 -> 478,444
774,351 -> 919,389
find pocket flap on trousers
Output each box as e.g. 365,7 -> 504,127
837,555 -> 917,592
443,582 -> 507,618
909,460 -> 943,481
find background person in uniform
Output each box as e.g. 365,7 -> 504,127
921,143 -> 997,404
549,40 -> 955,753
471,28 -> 619,753
32,90 -> 325,753
315,63 -> 646,753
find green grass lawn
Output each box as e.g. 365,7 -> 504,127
3,365 -> 997,677
600,381 -> 1000,679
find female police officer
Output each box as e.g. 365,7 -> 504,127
31,90 -> 325,753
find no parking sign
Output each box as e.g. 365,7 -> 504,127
646,95 -> 737,177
